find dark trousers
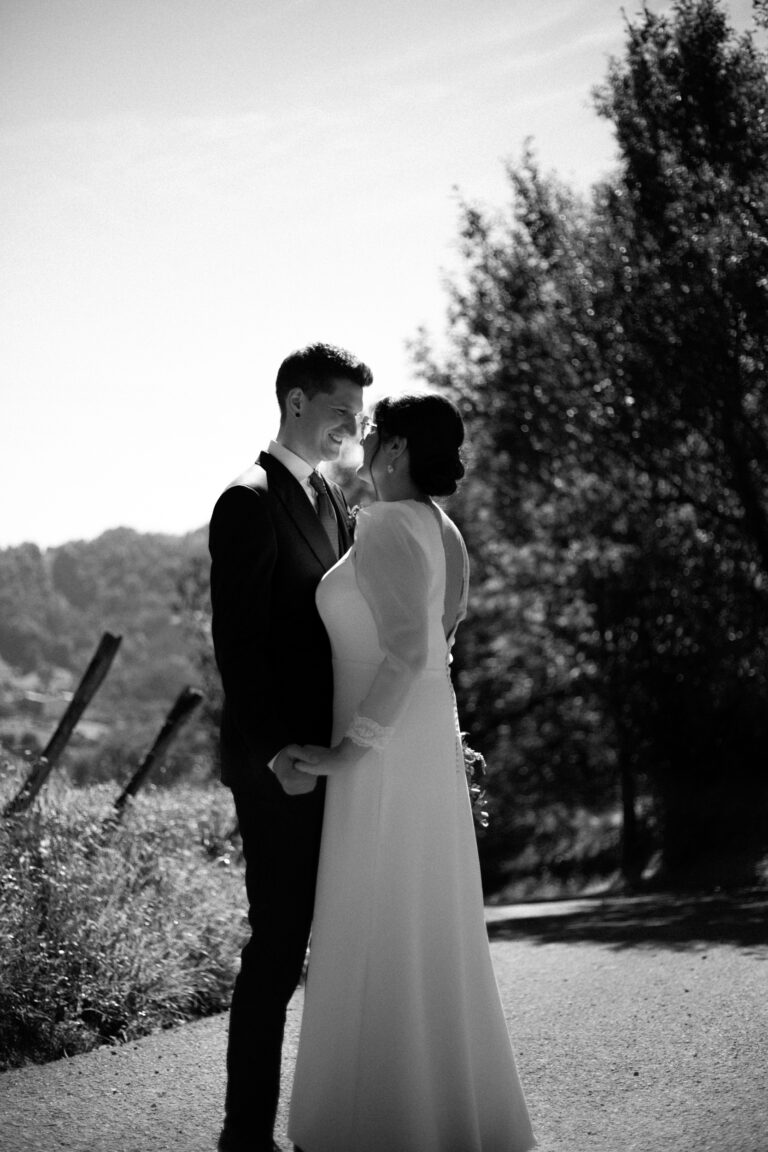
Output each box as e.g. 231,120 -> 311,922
221,779 -> 324,1150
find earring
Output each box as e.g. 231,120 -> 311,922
387,463 -> 394,474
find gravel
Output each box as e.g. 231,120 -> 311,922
1,893 -> 766,1152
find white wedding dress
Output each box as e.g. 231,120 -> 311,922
288,500 -> 535,1152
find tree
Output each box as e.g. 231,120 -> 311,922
416,0 -> 768,886
594,0 -> 768,571
413,156 -> 638,883
592,0 -> 768,880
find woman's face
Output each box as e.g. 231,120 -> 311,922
357,417 -> 379,486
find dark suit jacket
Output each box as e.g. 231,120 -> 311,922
208,451 -> 353,790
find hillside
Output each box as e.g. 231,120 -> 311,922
0,526 -> 212,783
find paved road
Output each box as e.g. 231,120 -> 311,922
2,893 -> 767,1152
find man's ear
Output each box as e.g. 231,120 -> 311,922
286,387 -> 304,418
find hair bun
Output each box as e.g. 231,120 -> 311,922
411,448 -> 465,497
373,392 -> 465,497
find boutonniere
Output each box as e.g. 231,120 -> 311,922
346,505 -> 361,534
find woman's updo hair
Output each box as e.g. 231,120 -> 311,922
373,393 -> 465,497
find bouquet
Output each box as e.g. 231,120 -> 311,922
461,734 -> 489,832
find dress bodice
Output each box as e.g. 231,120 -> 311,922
317,500 -> 463,674
316,499 -> 469,744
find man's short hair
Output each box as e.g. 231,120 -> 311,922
275,343 -> 373,417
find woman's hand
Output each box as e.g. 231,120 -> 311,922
272,743 -> 319,795
294,738 -> 365,776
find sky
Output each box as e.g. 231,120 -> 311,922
0,0 -> 761,547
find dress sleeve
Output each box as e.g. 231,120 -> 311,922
345,503 -> 431,749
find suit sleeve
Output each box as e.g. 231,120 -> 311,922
209,484 -> 284,768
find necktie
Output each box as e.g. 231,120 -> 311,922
308,472 -> 339,558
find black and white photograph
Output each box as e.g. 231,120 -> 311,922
1,2 -> 767,1150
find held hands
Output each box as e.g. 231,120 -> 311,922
294,738 -> 366,777
272,744 -> 320,795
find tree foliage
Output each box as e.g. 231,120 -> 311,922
0,528 -> 210,781
417,0 -> 768,884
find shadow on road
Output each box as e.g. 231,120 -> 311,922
487,889 -> 768,952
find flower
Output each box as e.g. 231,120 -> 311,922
461,734 -> 490,831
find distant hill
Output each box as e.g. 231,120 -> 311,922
0,526 -> 212,782
0,462 -> 372,785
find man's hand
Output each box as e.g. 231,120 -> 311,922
294,738 -> 365,776
273,744 -> 320,795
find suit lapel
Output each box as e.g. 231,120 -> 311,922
258,452 -> 338,569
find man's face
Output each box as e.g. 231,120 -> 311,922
298,377 -> 364,465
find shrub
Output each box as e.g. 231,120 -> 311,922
0,757 -> 245,1069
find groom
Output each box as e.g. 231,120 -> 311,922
209,342 -> 372,1152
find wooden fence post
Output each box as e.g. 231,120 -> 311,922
112,685 -> 203,817
4,631 -> 122,817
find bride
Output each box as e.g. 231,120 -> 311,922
288,393 -> 535,1152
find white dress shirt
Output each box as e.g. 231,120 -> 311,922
267,439 -> 320,510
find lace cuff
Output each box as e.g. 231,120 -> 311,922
346,713 -> 395,751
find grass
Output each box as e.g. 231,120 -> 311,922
0,754 -> 246,1070
0,750 -> 675,1070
